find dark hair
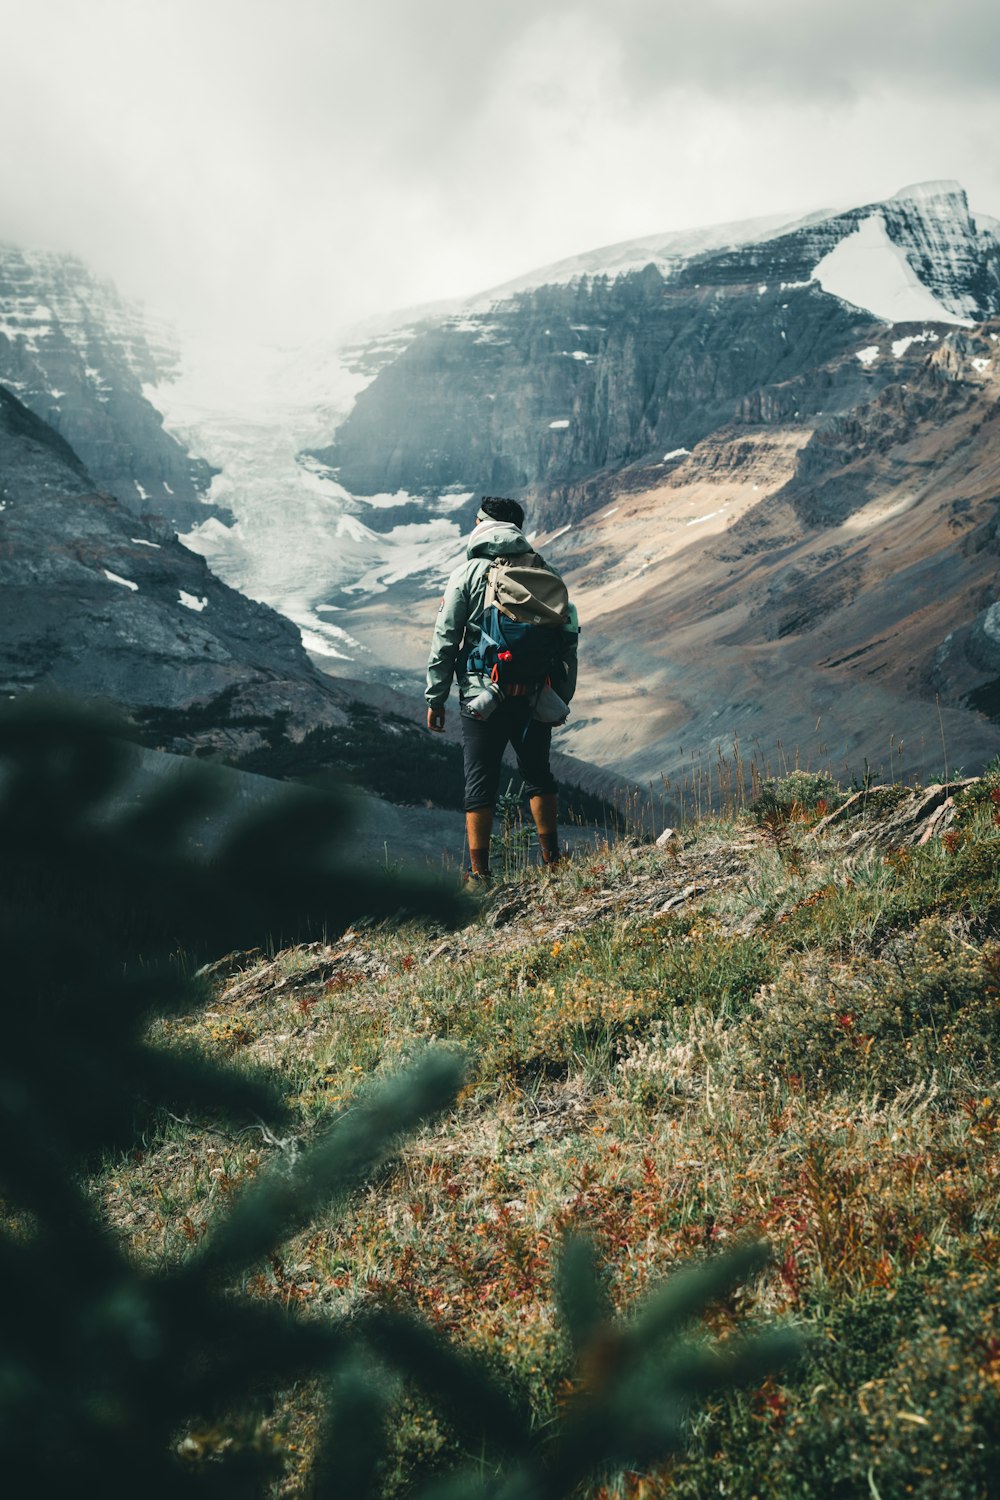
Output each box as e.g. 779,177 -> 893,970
479,495 -> 525,528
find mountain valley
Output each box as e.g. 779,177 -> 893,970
5,179 -> 1000,811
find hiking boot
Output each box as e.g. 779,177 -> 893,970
462,869 -> 493,893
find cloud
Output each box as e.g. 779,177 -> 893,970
2,0 -> 999,338
582,0 -> 1000,103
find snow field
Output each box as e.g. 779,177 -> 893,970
813,214 -> 974,328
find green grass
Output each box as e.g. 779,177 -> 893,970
80,769 -> 1000,1497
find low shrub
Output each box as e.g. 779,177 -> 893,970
749,771 -> 847,822
661,1268 -> 999,1500
749,919 -> 1000,1096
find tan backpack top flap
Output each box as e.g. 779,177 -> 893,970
485,554 -> 570,628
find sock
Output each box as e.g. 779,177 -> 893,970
538,832 -> 560,865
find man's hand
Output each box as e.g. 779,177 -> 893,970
427,705 -> 446,733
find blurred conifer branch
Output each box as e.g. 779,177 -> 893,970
0,699 -> 798,1496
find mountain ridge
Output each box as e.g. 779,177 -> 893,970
333,179 -> 995,348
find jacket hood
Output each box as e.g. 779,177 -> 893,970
466,520 -> 534,560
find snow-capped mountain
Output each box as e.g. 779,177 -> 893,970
317,181 -> 999,510
0,243 -> 218,525
462,205 -> 840,308
137,181 -> 1000,676
813,181 -> 994,324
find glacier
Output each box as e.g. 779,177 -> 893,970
148,334 -> 468,662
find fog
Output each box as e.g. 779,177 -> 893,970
3,0 -> 999,339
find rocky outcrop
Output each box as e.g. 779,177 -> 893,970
0,243 -> 220,527
671,182 -> 999,320
810,780 -> 975,849
783,341 -> 983,528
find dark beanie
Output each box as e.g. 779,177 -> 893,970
478,495 -> 525,529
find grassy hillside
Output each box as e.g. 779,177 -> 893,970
92,768 -> 1000,1497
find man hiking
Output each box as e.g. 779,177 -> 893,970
425,496 -> 579,882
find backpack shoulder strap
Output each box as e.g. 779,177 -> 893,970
483,555 -> 510,614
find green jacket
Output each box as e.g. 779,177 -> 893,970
425,521 -> 579,709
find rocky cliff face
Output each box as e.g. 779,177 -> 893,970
313,266 -> 881,522
0,384 -> 347,753
670,182 -> 999,319
312,183 -> 1000,535
0,244 -> 220,528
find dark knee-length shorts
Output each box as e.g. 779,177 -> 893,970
461,698 -> 557,811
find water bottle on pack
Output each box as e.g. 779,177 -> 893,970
464,686 -> 501,720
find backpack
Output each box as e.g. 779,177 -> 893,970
467,552 -> 571,691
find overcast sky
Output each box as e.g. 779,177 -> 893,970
3,0 -> 999,341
